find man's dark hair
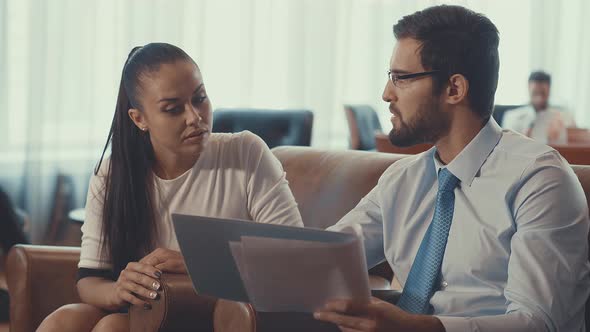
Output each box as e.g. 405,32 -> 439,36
528,71 -> 551,85
393,5 -> 500,120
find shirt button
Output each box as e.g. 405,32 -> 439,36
441,281 -> 448,288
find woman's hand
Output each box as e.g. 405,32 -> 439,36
108,262 -> 162,308
140,248 -> 187,274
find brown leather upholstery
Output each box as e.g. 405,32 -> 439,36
573,166 -> 590,208
214,148 -> 407,332
6,147 -> 400,332
6,245 -> 215,332
6,148 -> 590,332
214,299 -> 257,332
572,166 -> 590,328
273,147 -> 400,282
129,274 -> 216,332
215,148 -> 590,332
6,245 -> 81,332
374,133 -> 433,155
272,146 -> 406,230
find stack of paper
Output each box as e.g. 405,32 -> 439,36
229,235 -> 370,312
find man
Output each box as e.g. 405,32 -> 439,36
314,5 -> 589,332
503,71 -> 576,144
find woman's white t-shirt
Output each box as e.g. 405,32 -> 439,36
79,131 -> 303,269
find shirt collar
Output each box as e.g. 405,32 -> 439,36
432,118 -> 503,187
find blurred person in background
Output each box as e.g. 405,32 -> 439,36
503,71 -> 576,144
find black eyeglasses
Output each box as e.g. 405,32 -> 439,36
387,69 -> 440,87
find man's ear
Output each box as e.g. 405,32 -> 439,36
445,74 -> 469,105
128,108 -> 148,132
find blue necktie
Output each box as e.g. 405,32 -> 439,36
397,168 -> 460,314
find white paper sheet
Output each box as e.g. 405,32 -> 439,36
229,235 -> 370,312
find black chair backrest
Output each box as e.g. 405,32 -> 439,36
492,104 -> 523,126
345,105 -> 383,151
212,108 -> 313,149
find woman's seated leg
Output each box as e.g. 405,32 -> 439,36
91,313 -> 128,332
37,303 -> 107,332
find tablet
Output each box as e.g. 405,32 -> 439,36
172,213 -> 358,302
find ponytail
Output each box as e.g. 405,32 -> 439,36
97,46 -> 156,277
96,42 -> 195,277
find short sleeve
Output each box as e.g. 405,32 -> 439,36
242,132 -> 304,227
78,159 -> 113,270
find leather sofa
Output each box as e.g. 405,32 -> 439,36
5,147 -> 399,331
6,147 -> 590,331
214,148 -> 590,332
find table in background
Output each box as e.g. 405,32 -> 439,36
375,133 -> 590,165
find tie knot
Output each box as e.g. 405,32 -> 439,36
438,168 -> 460,192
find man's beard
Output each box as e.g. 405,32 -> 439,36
388,96 -> 450,147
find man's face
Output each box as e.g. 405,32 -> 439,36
529,81 -> 550,111
382,38 -> 450,147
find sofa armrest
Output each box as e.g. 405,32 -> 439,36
214,300 -> 340,332
6,246 -> 216,332
6,244 -> 81,332
129,273 -> 217,332
214,299 -> 256,332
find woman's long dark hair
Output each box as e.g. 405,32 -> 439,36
96,43 -> 194,276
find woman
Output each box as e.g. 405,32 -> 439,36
38,43 -> 303,332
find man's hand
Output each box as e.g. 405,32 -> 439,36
314,297 -> 445,332
140,248 -> 187,274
